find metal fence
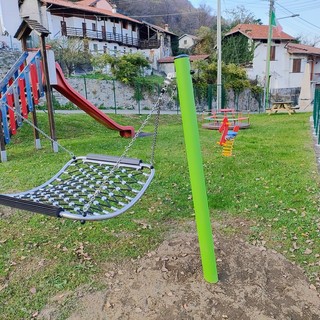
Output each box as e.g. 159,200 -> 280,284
75,77 -> 264,114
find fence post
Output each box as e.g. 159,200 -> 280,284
207,84 -> 213,112
137,83 -> 141,115
83,75 -> 88,99
112,79 -> 117,114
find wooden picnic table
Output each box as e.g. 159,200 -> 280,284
267,101 -> 296,115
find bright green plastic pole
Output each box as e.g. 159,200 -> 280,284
174,55 -> 218,283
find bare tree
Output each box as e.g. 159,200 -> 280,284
224,5 -> 261,29
49,37 -> 92,76
295,34 -> 320,47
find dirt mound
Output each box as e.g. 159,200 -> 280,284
39,222 -> 320,320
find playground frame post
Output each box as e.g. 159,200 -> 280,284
174,55 -> 218,283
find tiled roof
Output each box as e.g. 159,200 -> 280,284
41,0 -> 142,24
179,34 -> 198,40
226,24 -> 294,41
14,19 -> 50,39
141,21 -> 177,36
77,0 -> 100,6
77,0 -> 110,9
158,55 -> 209,63
24,19 -> 50,35
286,43 -> 320,56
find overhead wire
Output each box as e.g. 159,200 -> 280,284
275,1 -> 320,40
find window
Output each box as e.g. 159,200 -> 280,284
93,43 -> 98,52
122,21 -> 128,29
101,26 -> 106,41
292,59 -> 302,73
132,24 -> 136,32
184,40 -> 187,44
270,46 -> 276,61
92,23 -> 96,31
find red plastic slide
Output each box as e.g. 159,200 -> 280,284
53,63 -> 134,138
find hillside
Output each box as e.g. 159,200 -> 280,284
114,0 -> 211,35
114,0 -> 212,35
71,0 -> 213,36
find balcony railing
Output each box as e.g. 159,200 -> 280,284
63,27 -> 161,49
139,39 -> 161,49
64,27 -> 139,47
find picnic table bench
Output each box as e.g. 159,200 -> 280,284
266,101 -> 298,115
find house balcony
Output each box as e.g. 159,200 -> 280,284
62,27 -> 162,49
64,27 -> 139,47
139,39 -> 161,49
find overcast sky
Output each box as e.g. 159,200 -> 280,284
189,0 -> 320,44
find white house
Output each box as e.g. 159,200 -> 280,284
179,34 -> 198,50
139,21 -> 177,70
16,0 -> 177,71
225,24 -> 320,92
0,0 -> 22,50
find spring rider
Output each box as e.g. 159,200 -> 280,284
218,117 -> 239,157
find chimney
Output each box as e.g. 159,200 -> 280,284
164,24 -> 169,31
111,4 -> 117,13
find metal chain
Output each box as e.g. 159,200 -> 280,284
150,76 -> 177,166
83,75 -> 176,213
1,101 -> 75,158
150,100 -> 161,166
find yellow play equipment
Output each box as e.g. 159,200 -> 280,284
217,117 -> 239,157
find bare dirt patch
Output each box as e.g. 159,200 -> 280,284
0,205 -> 17,219
39,221 -> 320,320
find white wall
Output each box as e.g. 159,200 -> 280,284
20,0 -> 41,22
48,13 -> 139,54
0,0 -> 21,50
157,62 -> 174,75
179,35 -> 195,49
246,40 -> 308,89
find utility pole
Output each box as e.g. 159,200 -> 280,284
216,0 -> 222,110
263,0 -> 274,111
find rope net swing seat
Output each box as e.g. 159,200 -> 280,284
0,53 -> 175,221
0,154 -> 155,221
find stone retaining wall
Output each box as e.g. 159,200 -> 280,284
0,50 -> 264,112
53,77 -> 263,112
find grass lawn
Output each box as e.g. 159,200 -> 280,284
0,111 -> 319,318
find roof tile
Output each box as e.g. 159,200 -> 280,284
286,43 -> 320,56
41,0 -> 141,24
226,24 -> 294,41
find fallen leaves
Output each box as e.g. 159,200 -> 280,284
74,242 -> 92,262
29,287 -> 37,294
304,248 -> 313,255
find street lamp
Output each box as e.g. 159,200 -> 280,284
277,14 -> 299,20
263,6 -> 299,111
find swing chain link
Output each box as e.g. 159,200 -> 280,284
83,74 -> 176,214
